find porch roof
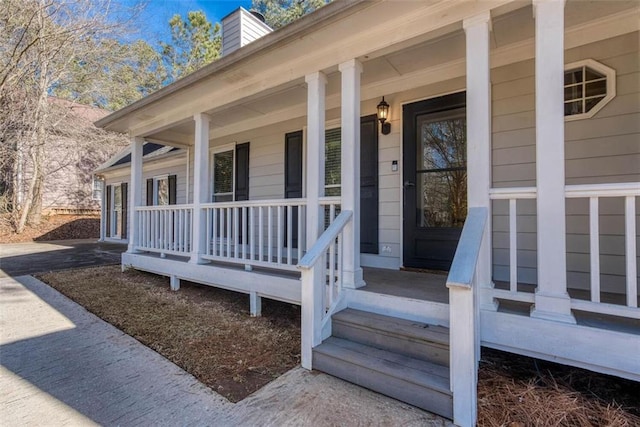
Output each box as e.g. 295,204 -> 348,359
94,142 -> 184,175
94,0 -> 639,146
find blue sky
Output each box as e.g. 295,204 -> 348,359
119,0 -> 252,46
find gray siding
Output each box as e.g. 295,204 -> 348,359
491,32 -> 640,292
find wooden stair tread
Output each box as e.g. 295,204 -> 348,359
315,337 -> 451,392
333,308 -> 449,346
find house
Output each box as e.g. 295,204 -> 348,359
94,2 -> 639,425
12,97 -> 127,215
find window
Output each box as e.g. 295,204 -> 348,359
106,183 -> 127,239
112,184 -> 122,238
211,143 -> 250,202
416,110 -> 467,228
213,150 -> 234,202
325,128 -> 341,196
154,176 -> 169,205
564,59 -> 615,121
92,177 -> 102,201
146,175 -> 176,205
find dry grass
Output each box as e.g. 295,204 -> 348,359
37,265 -> 639,423
37,265 -> 300,402
478,349 -> 640,427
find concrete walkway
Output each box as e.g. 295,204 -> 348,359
0,239 -> 126,278
1,275 -> 451,426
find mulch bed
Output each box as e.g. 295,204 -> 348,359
0,214 -> 100,243
37,266 -> 301,402
37,265 -> 639,423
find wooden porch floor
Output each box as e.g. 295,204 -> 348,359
361,268 -> 449,304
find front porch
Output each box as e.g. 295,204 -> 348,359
95,0 -> 640,424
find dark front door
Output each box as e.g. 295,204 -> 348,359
402,92 -> 467,271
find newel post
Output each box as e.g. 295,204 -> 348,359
448,283 -> 477,427
127,136 -> 143,253
300,265 -> 323,369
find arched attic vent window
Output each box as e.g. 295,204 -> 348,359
564,59 -> 616,121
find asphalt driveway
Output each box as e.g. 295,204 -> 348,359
0,239 -> 126,278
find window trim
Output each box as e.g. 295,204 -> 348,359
564,59 -> 616,122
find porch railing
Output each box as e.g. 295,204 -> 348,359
488,187 -> 537,303
200,199 -> 306,271
298,209 -> 352,369
488,183 -> 639,320
446,207 -> 487,427
134,205 -> 193,256
200,197 -> 341,271
565,182 -> 639,318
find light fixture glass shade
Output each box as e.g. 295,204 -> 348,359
377,97 -> 389,123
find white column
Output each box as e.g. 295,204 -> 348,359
301,71 -> 327,370
189,113 -> 211,264
339,59 -> 365,289
127,137 -> 143,253
464,12 -> 496,312
531,0 -> 575,323
99,178 -> 106,241
305,72 -> 327,250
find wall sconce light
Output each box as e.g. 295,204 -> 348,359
376,97 -> 391,135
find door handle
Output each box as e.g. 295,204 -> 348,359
404,181 -> 415,188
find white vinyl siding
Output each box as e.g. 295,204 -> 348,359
222,8 -> 272,56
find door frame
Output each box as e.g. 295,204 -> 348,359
401,90 -> 467,270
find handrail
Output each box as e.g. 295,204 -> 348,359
488,187 -> 537,200
446,207 -> 488,289
298,210 -> 353,269
298,209 -> 352,370
319,196 -> 341,205
135,204 -> 194,211
201,198 -> 307,209
565,182 -> 640,198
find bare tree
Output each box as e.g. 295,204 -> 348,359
0,0 -> 139,232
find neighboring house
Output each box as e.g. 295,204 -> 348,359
14,97 -> 127,215
94,3 -> 639,426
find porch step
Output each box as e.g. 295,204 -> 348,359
332,308 -> 450,367
313,337 -> 453,419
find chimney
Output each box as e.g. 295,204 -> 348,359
221,8 -> 273,56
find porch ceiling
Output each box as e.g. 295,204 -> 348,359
144,0 -> 638,147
